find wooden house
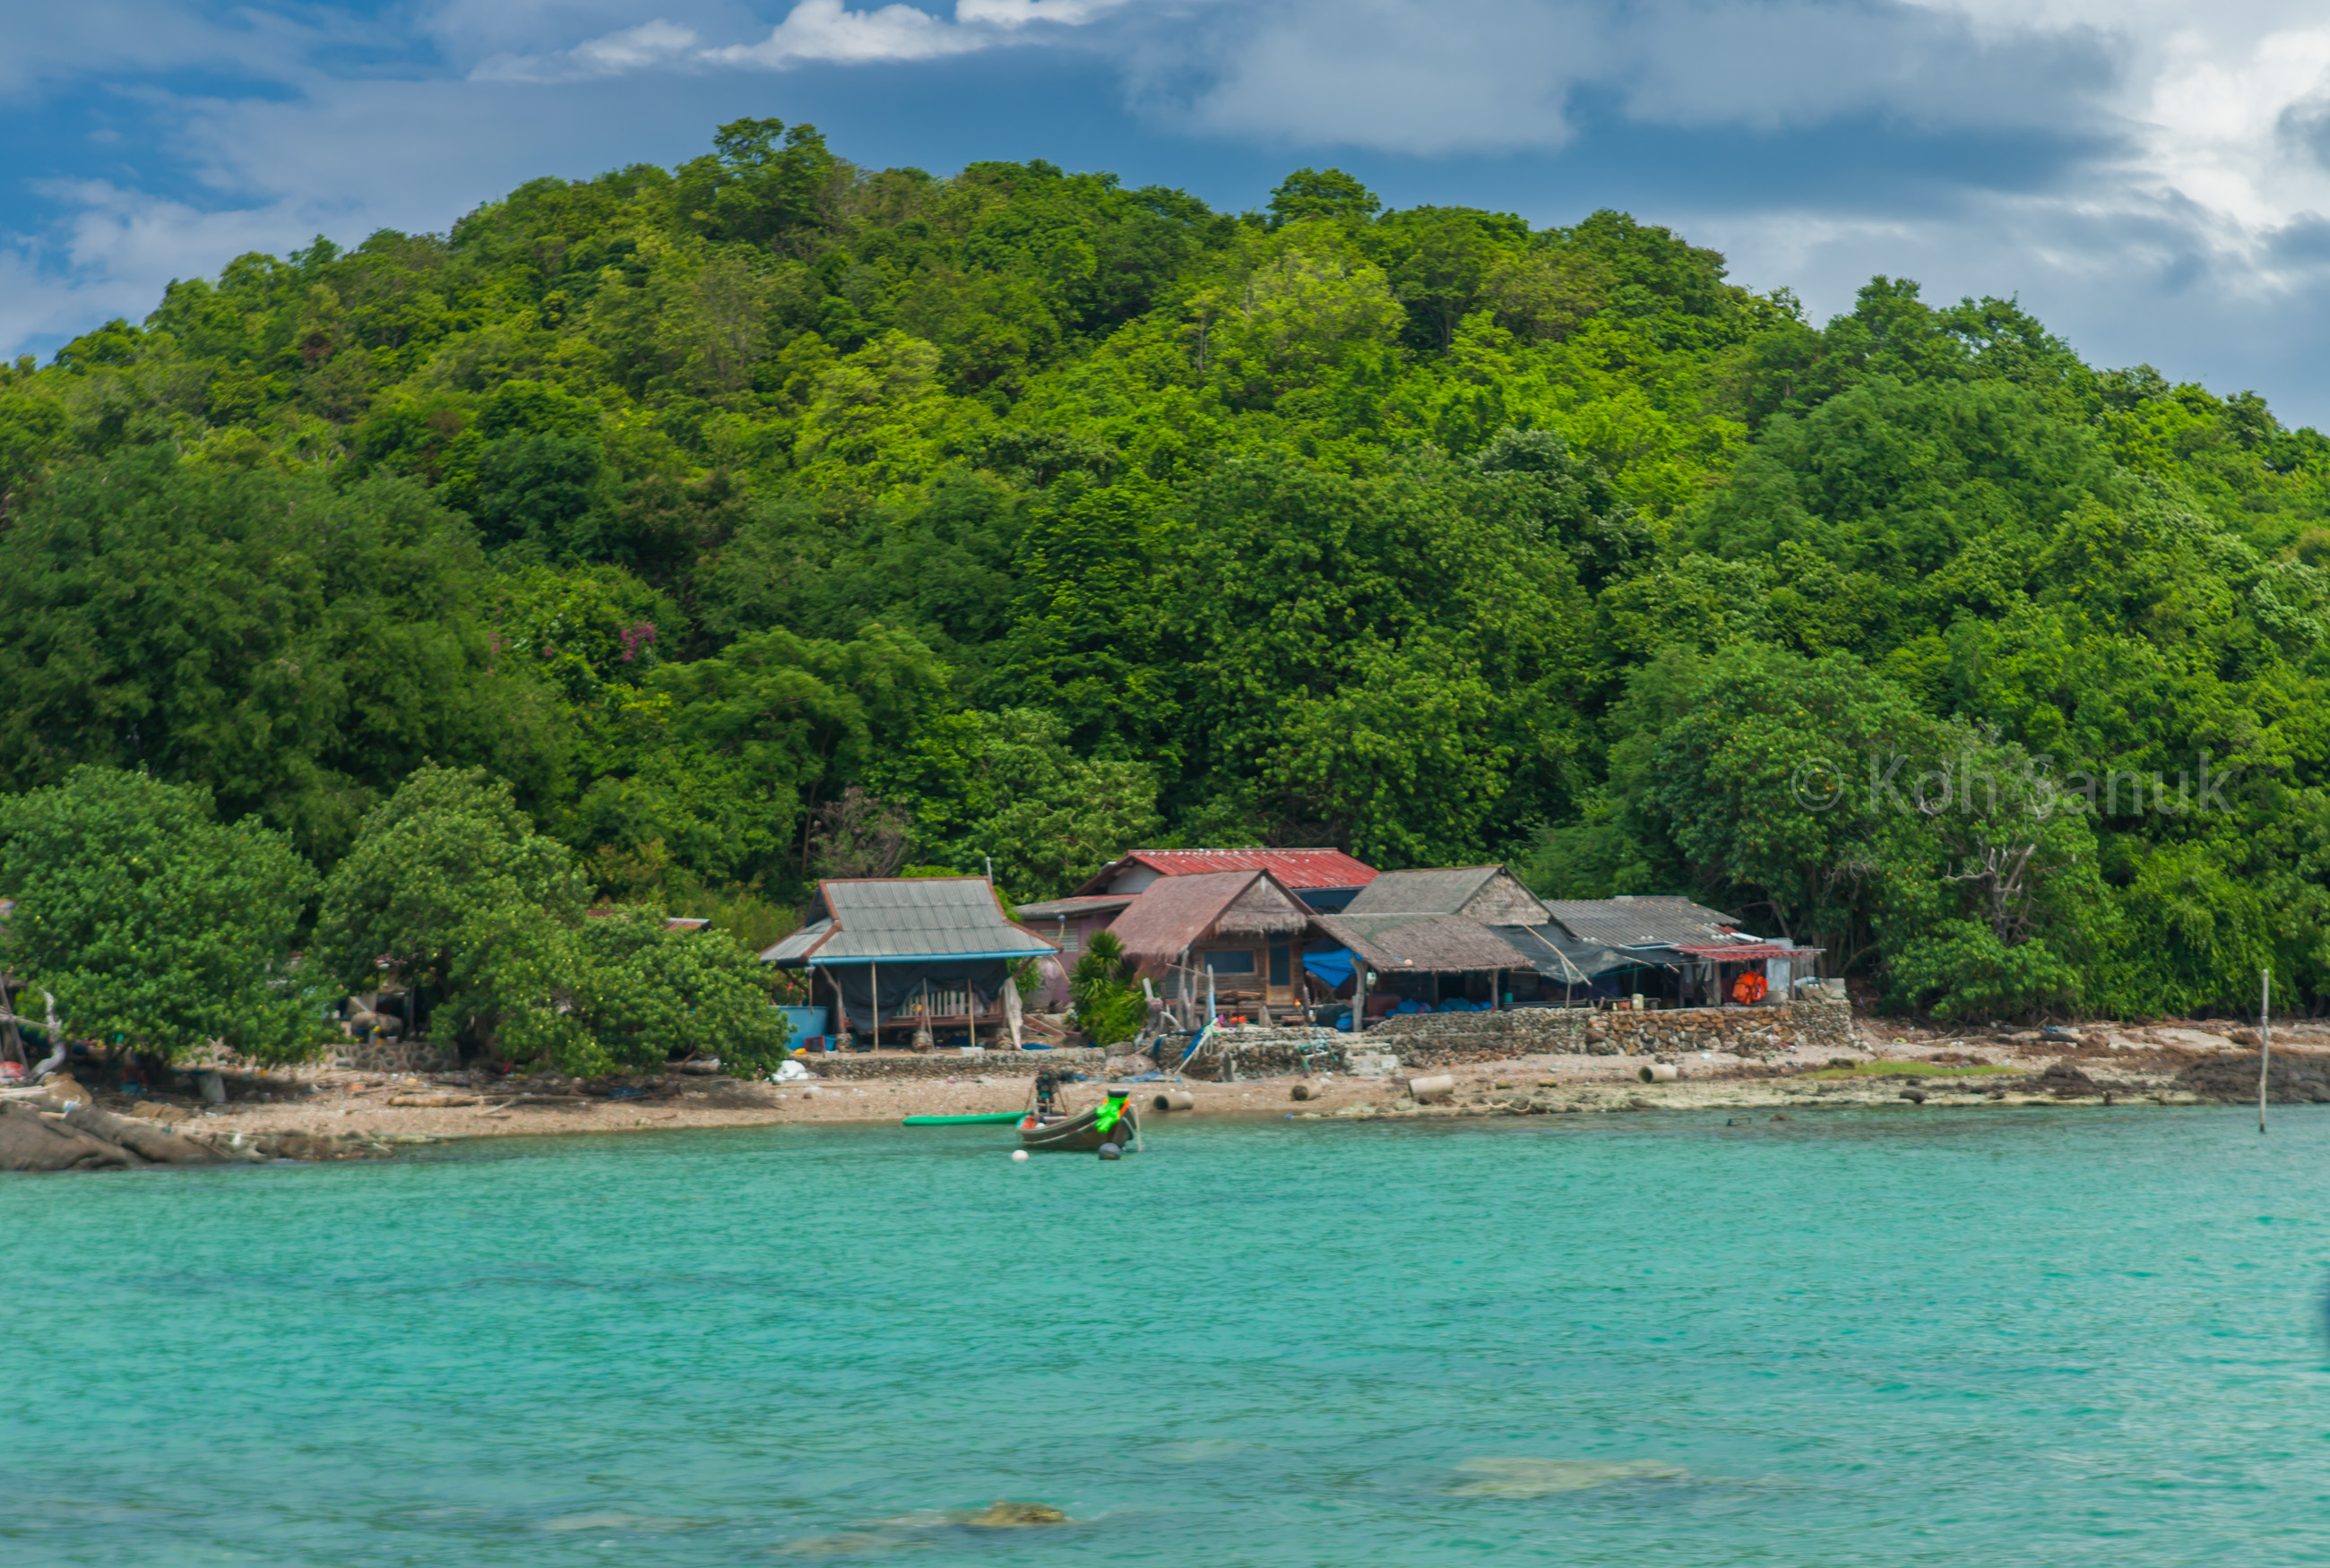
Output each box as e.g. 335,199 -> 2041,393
1105,868 -> 1318,1024
1014,848 -> 1377,1007
760,877 -> 1057,1047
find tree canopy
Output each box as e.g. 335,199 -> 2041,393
5,120 -> 2330,1020
0,768 -> 326,1063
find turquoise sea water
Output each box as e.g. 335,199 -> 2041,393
5,1107 -> 2329,1565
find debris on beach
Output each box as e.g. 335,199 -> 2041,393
1448,1458 -> 1689,1497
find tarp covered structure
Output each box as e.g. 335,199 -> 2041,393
1491,924 -> 1644,984
1301,945 -> 1356,987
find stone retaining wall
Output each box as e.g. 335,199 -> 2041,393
1366,995 -> 1854,1063
791,998 -> 1856,1081
798,1048 -> 1108,1081
1171,1032 -> 1343,1081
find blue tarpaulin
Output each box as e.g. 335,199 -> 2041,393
1302,945 -> 1356,987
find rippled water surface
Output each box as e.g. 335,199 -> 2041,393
6,1107 -> 2330,1564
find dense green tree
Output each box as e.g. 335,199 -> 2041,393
0,768 -> 326,1063
0,449 -> 568,859
313,762 -> 781,1073
872,707 -> 1162,900
2,120 -> 2326,1018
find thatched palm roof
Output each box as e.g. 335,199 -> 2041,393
1109,869 -> 1311,974
1342,866 -> 1550,924
1315,913 -> 1532,975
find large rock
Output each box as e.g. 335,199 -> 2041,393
39,1073 -> 95,1107
2179,1053 -> 2330,1104
0,1101 -> 138,1171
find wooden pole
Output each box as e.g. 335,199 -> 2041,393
2258,967 -> 2271,1136
871,961 -> 881,1050
1352,961 -> 1368,1036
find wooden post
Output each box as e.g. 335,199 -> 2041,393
1491,968 -> 1502,1012
2259,967 -> 2271,1136
1352,961 -> 1368,1036
871,960 -> 881,1049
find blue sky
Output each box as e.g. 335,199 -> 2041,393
10,1 -> 2330,423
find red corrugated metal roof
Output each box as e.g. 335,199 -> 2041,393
1074,848 -> 1376,895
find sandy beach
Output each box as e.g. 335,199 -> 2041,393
18,1012 -> 2324,1162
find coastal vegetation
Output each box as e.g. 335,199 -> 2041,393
2,118 -> 2327,1054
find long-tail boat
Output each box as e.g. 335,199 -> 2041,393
1018,1071 -> 1139,1152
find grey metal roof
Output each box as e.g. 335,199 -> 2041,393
762,879 -> 1056,966
1012,893 -> 1136,920
1341,866 -> 1502,916
1540,897 -> 1739,950
760,919 -> 831,965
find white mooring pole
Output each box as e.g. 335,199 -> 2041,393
2257,967 -> 2271,1136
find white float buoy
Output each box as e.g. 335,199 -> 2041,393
1011,1149 -> 1029,1162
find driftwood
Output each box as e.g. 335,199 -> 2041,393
0,1101 -> 137,1171
60,1100 -> 227,1165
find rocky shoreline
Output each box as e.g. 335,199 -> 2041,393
4,1013 -> 2321,1171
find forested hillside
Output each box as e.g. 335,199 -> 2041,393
4,119 -> 2328,1022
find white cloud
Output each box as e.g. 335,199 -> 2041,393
1129,0 -> 2121,152
474,0 -> 1132,79
0,180 -> 331,354
475,19 -> 703,82
708,0 -> 990,66
954,0 -> 1126,26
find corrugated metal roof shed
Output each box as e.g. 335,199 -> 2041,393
760,919 -> 831,964
760,879 -> 1055,966
1541,896 -> 1740,950
1012,893 -> 1136,920
1071,848 -> 1376,896
1670,943 -> 1822,961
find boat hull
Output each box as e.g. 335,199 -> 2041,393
1019,1101 -> 1138,1151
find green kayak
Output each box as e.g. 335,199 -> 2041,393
900,1112 -> 1023,1126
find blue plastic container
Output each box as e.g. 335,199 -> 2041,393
777,1005 -> 829,1045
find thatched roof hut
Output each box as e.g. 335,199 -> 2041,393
1314,913 -> 1533,975
1107,869 -> 1312,978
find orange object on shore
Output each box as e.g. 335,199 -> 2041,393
1731,970 -> 1768,1005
